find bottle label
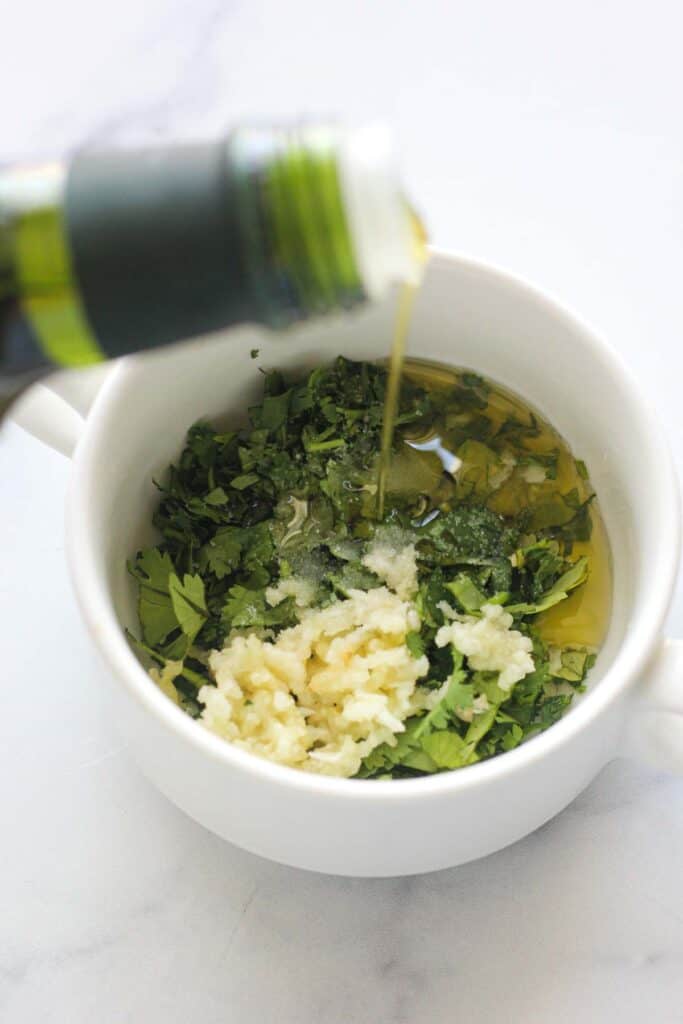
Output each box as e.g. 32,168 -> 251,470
64,143 -> 251,355
228,126 -> 366,327
1,163 -> 103,367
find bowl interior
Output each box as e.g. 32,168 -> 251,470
83,253 -> 669,726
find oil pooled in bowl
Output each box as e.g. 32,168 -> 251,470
383,358 -> 612,652
128,349 -> 613,780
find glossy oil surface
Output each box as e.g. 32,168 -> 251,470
390,357 -> 612,651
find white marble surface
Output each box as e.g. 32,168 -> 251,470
2,1 -> 683,1020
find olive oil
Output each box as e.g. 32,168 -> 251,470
384,358 -> 612,651
376,212 -> 428,517
376,283 -> 418,518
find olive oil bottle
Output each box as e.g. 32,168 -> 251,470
0,124 -> 423,416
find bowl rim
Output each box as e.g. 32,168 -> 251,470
66,247 -> 681,800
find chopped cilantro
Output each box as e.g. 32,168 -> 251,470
127,357 -> 602,779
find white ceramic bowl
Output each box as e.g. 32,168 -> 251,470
14,250 -> 683,876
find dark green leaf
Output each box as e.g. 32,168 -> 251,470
230,473 -> 260,491
507,556 -> 589,615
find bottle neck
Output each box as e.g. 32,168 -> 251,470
337,124 -> 424,299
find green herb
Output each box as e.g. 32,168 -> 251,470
446,573 -> 488,612
128,549 -> 180,647
127,358 -> 602,779
405,631 -> 425,658
506,556 -> 589,616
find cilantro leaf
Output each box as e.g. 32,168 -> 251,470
128,548 -> 178,647
551,646 -> 595,683
204,487 -> 229,506
221,585 -> 296,630
405,631 -> 425,658
421,730 -> 477,769
199,527 -> 243,579
416,505 -> 509,564
501,723 -> 524,751
464,706 -> 498,746
446,573 -> 488,612
138,588 -> 178,647
507,556 -> 589,615
230,472 -> 260,491
168,573 -> 207,642
130,547 -> 174,591
129,357 -> 601,781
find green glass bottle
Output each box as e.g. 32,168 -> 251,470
0,123 -> 423,417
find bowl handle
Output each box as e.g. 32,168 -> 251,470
617,638 -> 683,773
9,364 -> 112,458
